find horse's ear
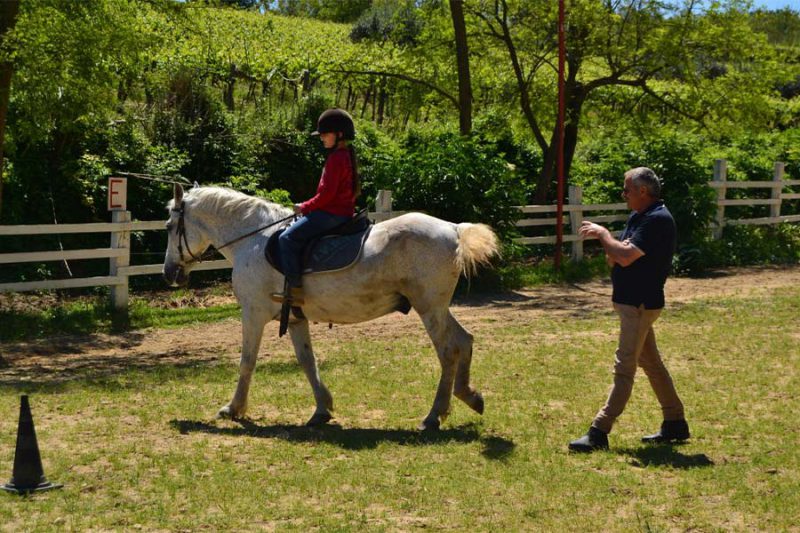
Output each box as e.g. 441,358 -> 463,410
174,183 -> 184,204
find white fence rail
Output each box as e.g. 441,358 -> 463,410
1,160 -> 799,310
0,190 -> 404,311
512,185 -> 629,262
512,159 -> 800,258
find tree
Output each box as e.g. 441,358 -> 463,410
470,0 -> 778,201
0,0 -> 20,217
450,0 -> 472,135
268,0 -> 371,22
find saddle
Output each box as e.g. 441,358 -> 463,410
265,209 -> 373,276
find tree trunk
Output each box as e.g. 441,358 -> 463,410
377,78 -> 387,125
0,0 -> 21,219
449,0 -> 472,135
223,64 -> 236,111
536,90 -> 583,202
360,83 -> 372,118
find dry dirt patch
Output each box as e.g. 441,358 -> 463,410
1,265 -> 798,384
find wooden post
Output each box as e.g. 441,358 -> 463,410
110,210 -> 131,312
375,189 -> 392,222
713,159 -> 727,239
772,162 -> 785,220
569,185 -> 583,262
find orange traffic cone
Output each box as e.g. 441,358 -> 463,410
2,395 -> 62,494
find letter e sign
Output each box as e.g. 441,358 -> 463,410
108,178 -> 127,211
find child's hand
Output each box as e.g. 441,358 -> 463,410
293,204 -> 303,215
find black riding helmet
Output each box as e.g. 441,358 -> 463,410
311,108 -> 356,140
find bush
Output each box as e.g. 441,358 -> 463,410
572,128 -> 717,273
370,129 -> 527,239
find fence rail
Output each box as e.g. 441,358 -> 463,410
0,190 -> 403,309
1,160 -> 798,311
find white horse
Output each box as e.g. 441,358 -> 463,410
162,184 -> 499,430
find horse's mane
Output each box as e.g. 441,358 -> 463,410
181,186 -> 292,223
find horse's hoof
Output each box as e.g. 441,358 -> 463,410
418,417 -> 440,432
217,405 -> 240,420
306,412 -> 332,427
471,392 -> 485,415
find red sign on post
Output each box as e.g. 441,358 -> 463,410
108,177 -> 127,211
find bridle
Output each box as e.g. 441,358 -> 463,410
170,200 -> 296,267
171,201 -> 205,266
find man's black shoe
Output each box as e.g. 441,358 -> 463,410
642,419 -> 690,443
568,426 -> 609,453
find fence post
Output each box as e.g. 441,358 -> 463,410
375,189 -> 392,221
568,185 -> 583,262
713,159 -> 727,239
110,210 -> 131,313
772,162 -> 785,220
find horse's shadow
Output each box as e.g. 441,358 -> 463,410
617,444 -> 714,469
170,419 -> 515,459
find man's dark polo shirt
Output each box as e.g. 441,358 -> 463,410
611,200 -> 676,309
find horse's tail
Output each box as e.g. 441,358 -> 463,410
455,223 -> 500,277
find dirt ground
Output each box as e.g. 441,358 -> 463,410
1,264 -> 799,385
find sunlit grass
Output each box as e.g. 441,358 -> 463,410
0,287 -> 797,530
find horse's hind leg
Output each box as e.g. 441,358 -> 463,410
419,308 -> 460,431
419,309 -> 484,431
451,315 -> 484,415
288,319 -> 334,426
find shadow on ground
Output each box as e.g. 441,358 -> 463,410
170,418 -> 516,459
618,444 -> 714,469
455,282 -> 613,319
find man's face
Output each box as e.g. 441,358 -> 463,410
622,176 -> 648,212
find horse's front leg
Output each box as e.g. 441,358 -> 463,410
218,306 -> 269,419
288,319 -> 334,426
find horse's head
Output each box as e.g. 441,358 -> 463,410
163,184 -> 212,287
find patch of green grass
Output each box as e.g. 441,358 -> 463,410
2,256 -> 610,343
0,293 -> 241,343
0,287 -> 797,530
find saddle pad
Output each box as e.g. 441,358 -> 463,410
265,225 -> 372,275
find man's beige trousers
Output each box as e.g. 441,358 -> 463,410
592,303 -> 685,434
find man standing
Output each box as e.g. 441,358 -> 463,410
569,167 -> 690,452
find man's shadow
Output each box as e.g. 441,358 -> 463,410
617,444 -> 714,469
170,419 -> 515,460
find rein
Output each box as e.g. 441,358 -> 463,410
172,201 -> 296,266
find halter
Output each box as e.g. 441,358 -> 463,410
170,200 -> 296,267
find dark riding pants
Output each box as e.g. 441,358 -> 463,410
279,210 -> 351,287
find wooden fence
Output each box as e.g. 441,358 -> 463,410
512,159 -> 800,257
1,161 -> 799,311
0,190 -> 403,311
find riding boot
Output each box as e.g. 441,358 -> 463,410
270,286 -> 305,306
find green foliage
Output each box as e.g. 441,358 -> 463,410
695,224 -> 800,270
371,129 -> 527,237
350,0 -> 425,47
750,7 -> 800,48
269,0 -> 371,22
572,128 -> 717,252
1,0 -> 799,281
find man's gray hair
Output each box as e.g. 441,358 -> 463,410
625,167 -> 661,198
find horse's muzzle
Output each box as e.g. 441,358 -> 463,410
163,263 -> 189,287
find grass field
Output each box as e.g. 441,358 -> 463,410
1,282 -> 798,530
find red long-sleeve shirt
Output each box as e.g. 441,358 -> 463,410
299,148 -> 356,217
